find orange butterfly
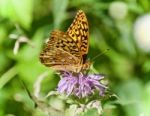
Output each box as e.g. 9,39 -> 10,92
40,10 -> 90,73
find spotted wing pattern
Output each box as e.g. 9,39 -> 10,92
40,31 -> 83,72
40,10 -> 89,72
67,10 -> 89,55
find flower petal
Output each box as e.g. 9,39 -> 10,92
57,72 -> 107,98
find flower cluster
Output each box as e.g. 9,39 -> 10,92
57,72 -> 107,98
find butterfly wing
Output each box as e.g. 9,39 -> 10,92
40,31 -> 82,72
40,10 -> 90,72
40,48 -> 81,72
49,30 -> 81,59
67,10 -> 89,56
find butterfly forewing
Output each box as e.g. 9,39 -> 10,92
51,31 -> 81,58
67,10 -> 89,55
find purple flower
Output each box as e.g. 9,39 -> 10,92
57,72 -> 107,98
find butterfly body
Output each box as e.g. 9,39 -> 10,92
40,10 -> 90,73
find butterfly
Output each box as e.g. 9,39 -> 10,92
40,10 -> 90,73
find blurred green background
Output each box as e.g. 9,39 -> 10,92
0,0 -> 150,116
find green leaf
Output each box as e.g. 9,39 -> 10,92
116,79 -> 145,116
0,66 -> 17,89
52,0 -> 68,28
83,108 -> 99,116
16,28 -> 49,82
0,0 -> 33,29
65,105 -> 78,116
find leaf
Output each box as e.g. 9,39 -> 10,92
52,0 -> 68,28
0,0 -> 33,29
65,105 -> 78,116
16,28 -> 50,82
0,66 -> 17,89
83,108 -> 99,116
116,79 -> 145,116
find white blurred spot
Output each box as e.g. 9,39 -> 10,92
139,113 -> 144,116
13,41 -> 20,55
109,1 -> 128,20
9,34 -> 19,39
134,14 -> 150,52
10,35 -> 35,55
34,72 -> 49,98
45,38 -> 49,43
14,93 -> 22,102
13,36 -> 28,55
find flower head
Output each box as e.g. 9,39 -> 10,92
57,72 -> 107,98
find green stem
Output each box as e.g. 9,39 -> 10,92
0,66 -> 17,89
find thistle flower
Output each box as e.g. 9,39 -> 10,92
57,72 -> 107,98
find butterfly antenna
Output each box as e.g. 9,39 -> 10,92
91,49 -> 110,62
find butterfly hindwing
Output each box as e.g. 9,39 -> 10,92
40,48 -> 79,70
40,48 -> 83,72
